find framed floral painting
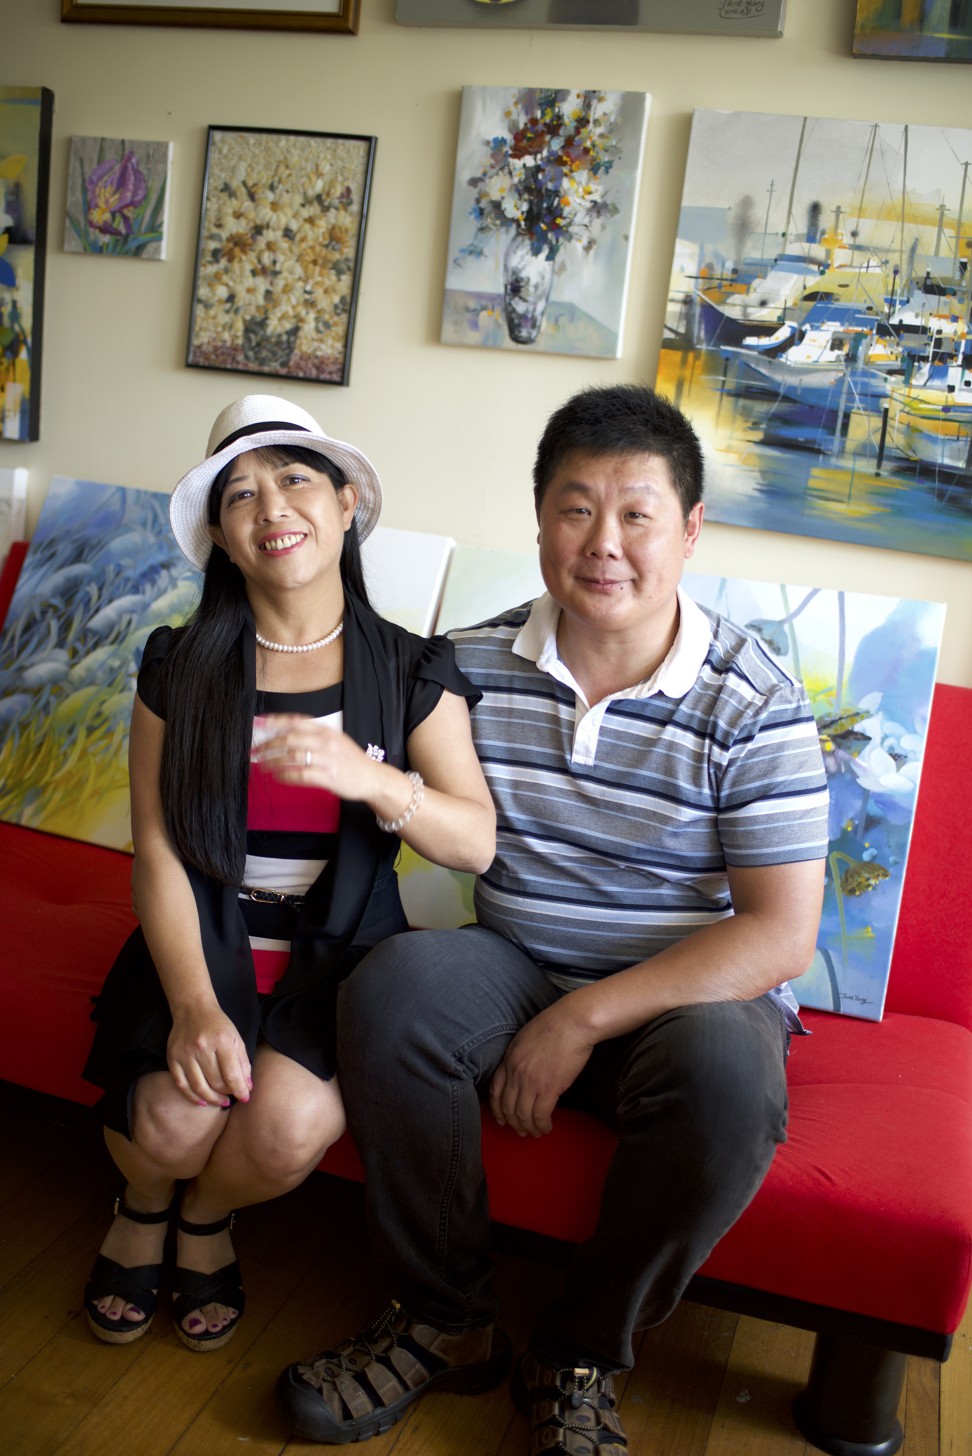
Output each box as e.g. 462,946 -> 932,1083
187,125 -> 376,386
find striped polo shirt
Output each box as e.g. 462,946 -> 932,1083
450,590 -> 829,1006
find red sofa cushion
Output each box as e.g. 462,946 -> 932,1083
0,822 -> 136,1104
884,682 -> 972,1030
322,1000 -> 972,1334
701,1006 -> 972,1333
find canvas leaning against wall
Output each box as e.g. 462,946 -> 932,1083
187,126 -> 375,386
658,108 -> 972,562
442,86 -> 649,358
684,572 -> 945,1021
0,87 -> 53,443
0,477 -> 200,851
64,136 -> 172,259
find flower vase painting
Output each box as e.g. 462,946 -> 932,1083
187,126 -> 376,386
63,137 -> 172,259
442,85 -> 649,357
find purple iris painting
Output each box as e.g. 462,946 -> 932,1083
64,136 -> 172,260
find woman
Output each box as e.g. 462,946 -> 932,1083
82,395 -> 495,1352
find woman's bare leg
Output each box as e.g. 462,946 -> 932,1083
174,1046 -> 345,1340
93,1071 -> 230,1328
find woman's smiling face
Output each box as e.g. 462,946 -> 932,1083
208,448 -> 357,592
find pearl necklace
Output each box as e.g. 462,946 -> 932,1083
255,620 -> 344,654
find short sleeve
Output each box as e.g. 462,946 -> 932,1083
136,625 -> 177,720
404,633 -> 482,738
717,680 -> 830,868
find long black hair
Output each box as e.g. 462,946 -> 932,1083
156,445 -> 372,885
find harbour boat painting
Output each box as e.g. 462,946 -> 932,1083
659,109 -> 972,561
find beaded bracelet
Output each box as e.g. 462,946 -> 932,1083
376,770 -> 425,834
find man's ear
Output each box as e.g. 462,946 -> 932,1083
683,502 -> 704,560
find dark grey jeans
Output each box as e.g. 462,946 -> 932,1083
336,925 -> 789,1371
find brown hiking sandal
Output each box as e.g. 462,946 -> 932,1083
277,1300 -> 513,1444
512,1350 -> 628,1456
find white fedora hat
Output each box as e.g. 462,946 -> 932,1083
170,394 -> 382,571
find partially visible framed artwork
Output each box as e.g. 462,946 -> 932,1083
853,0 -> 972,62
0,87 -> 53,443
61,0 -> 360,34
64,136 -> 172,259
187,125 -> 375,386
397,0 -> 785,35
442,85 -> 649,357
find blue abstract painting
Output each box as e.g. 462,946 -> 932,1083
0,476 -> 199,849
685,571 -> 945,1020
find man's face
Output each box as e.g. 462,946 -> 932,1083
537,449 -> 703,643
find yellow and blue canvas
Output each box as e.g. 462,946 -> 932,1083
0,476 -> 199,850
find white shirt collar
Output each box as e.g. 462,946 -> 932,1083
512,586 -> 712,702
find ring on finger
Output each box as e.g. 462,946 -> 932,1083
305,749 -> 313,767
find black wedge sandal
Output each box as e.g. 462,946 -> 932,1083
172,1211 -> 246,1352
84,1193 -> 173,1345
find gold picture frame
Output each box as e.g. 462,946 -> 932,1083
61,0 -> 359,35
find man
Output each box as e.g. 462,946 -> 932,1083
278,384 -> 829,1454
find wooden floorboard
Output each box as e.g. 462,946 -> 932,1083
0,1079 -> 967,1455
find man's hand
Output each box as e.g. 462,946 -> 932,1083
489,999 -> 594,1138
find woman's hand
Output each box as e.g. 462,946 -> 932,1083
251,714 -> 385,803
166,1004 -> 253,1108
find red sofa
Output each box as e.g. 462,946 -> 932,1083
1,539 -> 970,1456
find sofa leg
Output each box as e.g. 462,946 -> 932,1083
792,1333 -> 905,1456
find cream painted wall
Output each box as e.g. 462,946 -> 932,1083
4,0 -> 971,683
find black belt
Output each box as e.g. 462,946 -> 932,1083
240,886 -> 306,908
